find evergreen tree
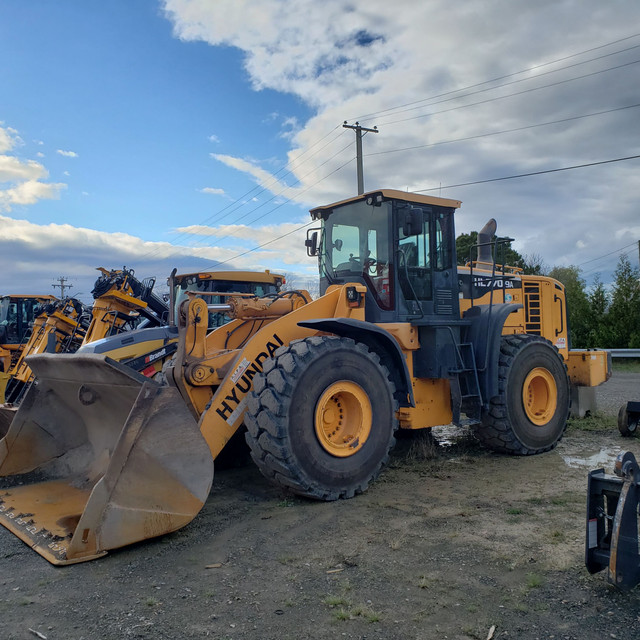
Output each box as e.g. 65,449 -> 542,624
456,231 -> 524,269
587,274 -> 611,347
607,254 -> 640,348
548,266 -> 591,349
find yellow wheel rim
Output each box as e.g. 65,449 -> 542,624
522,367 -> 557,425
314,381 -> 372,457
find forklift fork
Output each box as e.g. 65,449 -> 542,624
586,451 -> 640,590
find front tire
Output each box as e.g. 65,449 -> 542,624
475,334 -> 570,455
244,336 -> 398,500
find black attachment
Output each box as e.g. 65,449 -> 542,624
586,451 -> 640,590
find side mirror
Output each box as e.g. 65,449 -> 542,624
305,229 -> 320,256
403,209 -> 424,236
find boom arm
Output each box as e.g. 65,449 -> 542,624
169,284 -> 367,459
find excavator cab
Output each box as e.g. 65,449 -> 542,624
170,270 -> 284,329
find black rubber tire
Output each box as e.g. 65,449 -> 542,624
244,336 -> 398,500
475,334 -> 570,455
618,404 -> 637,438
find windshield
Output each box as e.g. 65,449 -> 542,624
319,200 -> 393,309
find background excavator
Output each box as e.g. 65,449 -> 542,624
1,267 -> 167,410
0,294 -> 56,399
0,189 -> 611,565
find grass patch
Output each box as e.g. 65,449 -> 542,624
324,594 -> 382,623
612,358 -> 640,373
323,594 -> 351,608
567,413 -> 616,432
506,507 -> 523,515
525,572 -> 544,589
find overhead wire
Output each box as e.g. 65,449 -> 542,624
137,123 -> 348,260
415,155 -> 640,193
365,103 -> 640,157
351,33 -> 640,121
378,58 -> 640,127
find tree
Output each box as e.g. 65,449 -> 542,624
587,274 -> 612,347
456,231 -> 524,269
607,254 -> 640,348
548,265 -> 591,349
456,231 -> 546,276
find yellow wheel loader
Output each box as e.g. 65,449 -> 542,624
0,190 -> 610,565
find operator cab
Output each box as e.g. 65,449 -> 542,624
0,295 -> 54,345
308,189 -> 462,324
171,271 -> 284,329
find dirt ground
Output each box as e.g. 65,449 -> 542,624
1,371 -> 639,640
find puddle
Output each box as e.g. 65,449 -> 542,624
431,423 -> 473,447
561,446 -> 621,471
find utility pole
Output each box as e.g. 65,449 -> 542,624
343,121 -> 378,195
52,276 -> 72,299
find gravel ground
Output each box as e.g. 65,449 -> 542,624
595,369 -> 638,416
0,366 -> 638,640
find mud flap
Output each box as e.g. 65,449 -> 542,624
0,353 -> 214,565
586,451 -> 640,590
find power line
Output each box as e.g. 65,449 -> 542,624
415,154 -> 640,193
137,125 -> 349,262
366,103 -> 640,158
352,33 -> 640,122
579,241 -> 639,267
379,59 -> 640,127
368,44 -> 640,126
206,156 -> 639,271
199,154 -> 358,270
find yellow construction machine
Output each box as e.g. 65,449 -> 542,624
1,268 -> 168,410
1,297 -> 87,407
0,189 -> 610,565
76,268 -> 285,376
0,294 -> 57,399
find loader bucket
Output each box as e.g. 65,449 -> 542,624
0,404 -> 14,439
0,353 -> 214,565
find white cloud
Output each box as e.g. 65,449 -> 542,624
0,155 -> 48,183
0,180 -> 66,209
56,149 -> 79,157
163,0 -> 640,283
208,134 -> 220,143
199,186 -> 226,196
0,126 -> 20,153
0,143 -> 67,211
0,214 -> 316,301
174,220 -> 316,271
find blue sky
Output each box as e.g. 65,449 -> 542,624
1,0 -> 639,301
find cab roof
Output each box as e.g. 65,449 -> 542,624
310,189 -> 461,219
174,270 -> 283,284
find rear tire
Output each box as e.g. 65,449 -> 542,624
618,404 -> 638,437
244,336 -> 398,500
475,334 -> 570,455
